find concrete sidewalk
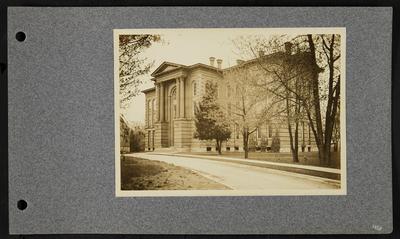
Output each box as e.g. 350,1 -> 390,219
152,152 -> 342,180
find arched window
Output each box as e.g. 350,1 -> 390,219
193,101 -> 197,116
151,99 -> 155,126
147,100 -> 151,127
171,87 -> 177,119
193,81 -> 197,96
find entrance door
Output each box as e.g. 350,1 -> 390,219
169,87 -> 177,146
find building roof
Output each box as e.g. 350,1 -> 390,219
223,51 -> 323,73
143,50 -> 320,94
150,62 -> 186,77
150,61 -> 222,79
141,87 -> 155,94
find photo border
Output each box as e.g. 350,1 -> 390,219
113,27 -> 347,197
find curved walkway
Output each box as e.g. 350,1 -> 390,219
128,153 -> 340,190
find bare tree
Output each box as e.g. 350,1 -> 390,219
233,34 -> 341,166
306,34 -> 341,165
234,36 -> 310,162
256,49 -> 311,163
119,34 -> 161,108
223,64 -> 276,159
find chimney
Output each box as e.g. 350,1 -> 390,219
236,59 -> 244,65
259,50 -> 265,57
284,42 -> 293,55
209,57 -> 216,67
217,59 -> 222,69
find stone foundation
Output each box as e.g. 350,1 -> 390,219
173,118 -> 193,151
154,122 -> 169,148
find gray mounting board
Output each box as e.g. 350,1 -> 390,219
8,7 -> 392,234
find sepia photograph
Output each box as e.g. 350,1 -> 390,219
114,28 -> 346,196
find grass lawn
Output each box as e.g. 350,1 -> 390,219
120,156 -> 230,190
178,151 -> 340,169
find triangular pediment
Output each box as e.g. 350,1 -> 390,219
151,62 -> 184,77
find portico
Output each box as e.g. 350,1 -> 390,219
144,60 -> 251,152
151,62 -> 194,151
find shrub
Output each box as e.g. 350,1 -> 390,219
271,134 -> 280,152
130,130 -> 145,152
248,136 -> 257,152
260,137 -> 268,152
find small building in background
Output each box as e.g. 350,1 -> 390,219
120,115 -> 131,153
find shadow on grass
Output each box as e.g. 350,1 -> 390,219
121,156 -> 166,190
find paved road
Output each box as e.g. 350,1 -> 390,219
129,153 -> 339,190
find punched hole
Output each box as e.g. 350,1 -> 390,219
16,32 -> 26,42
17,200 -> 27,210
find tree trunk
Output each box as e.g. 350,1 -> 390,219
288,121 -> 299,163
307,34 -> 325,165
294,120 -> 299,163
287,121 -> 297,162
285,93 -> 299,163
321,35 -> 340,167
243,129 -> 249,159
323,120 -> 334,165
317,142 -> 333,166
294,74 -> 301,163
217,140 -> 222,155
323,143 -> 331,166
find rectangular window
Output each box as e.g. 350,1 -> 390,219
147,100 -> 151,127
152,130 -> 155,150
268,125 -> 273,137
147,130 -> 151,150
151,99 -> 155,126
193,81 -> 197,96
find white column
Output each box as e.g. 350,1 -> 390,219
176,78 -> 180,118
179,77 -> 185,118
155,83 -> 159,122
160,82 -> 165,122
